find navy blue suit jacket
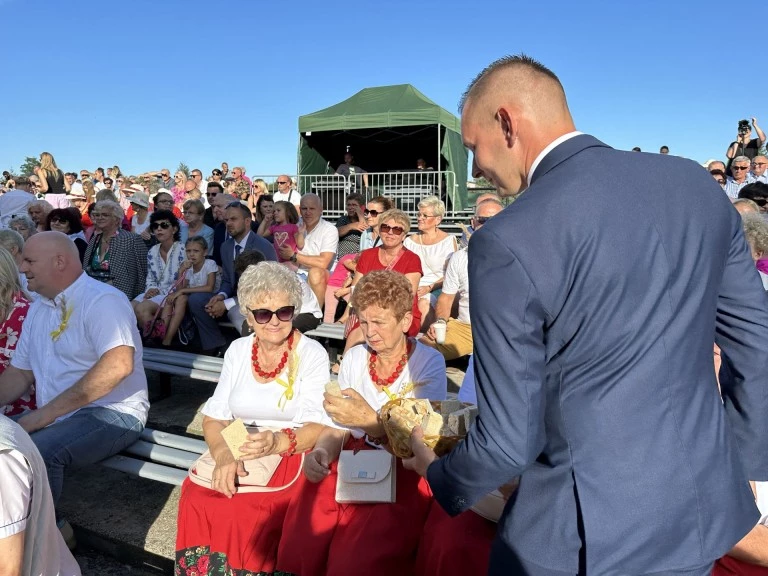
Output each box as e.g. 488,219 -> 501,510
428,135 -> 768,574
219,231 -> 277,298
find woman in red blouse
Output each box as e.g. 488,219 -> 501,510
343,209 -> 422,354
0,248 -> 33,416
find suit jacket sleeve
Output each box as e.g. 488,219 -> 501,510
219,242 -> 233,297
427,226 -> 549,515
716,213 -> 768,480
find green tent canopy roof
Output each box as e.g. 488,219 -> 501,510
299,84 -> 461,134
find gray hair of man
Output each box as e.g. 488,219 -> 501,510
9,215 -> 37,235
237,261 -> 304,319
94,199 -> 125,223
0,229 -> 24,257
476,198 -> 504,213
742,213 -> 768,257
733,155 -> 752,165
732,198 -> 760,215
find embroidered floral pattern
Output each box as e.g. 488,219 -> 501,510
174,546 -> 295,576
1,293 -> 35,417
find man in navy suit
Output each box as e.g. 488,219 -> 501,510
406,55 -> 768,575
189,201 -> 276,353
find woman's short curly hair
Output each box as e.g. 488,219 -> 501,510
150,209 -> 181,241
377,209 -> 411,234
418,195 -> 446,219
94,200 -> 124,223
351,270 -> 413,320
743,213 -> 768,256
237,261 -> 303,318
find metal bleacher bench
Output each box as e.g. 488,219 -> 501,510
103,323 -> 347,485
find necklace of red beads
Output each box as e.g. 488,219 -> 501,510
368,338 -> 413,387
251,330 -> 296,379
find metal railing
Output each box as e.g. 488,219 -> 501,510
245,172 -> 501,231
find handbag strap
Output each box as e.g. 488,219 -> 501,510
238,452 -> 305,493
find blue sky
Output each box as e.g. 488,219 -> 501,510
2,0 -> 758,177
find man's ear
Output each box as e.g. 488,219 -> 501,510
496,106 -> 517,148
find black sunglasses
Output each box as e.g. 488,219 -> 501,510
277,181 -> 289,185
751,197 -> 768,207
475,216 -> 490,225
732,166 -> 750,171
250,305 -> 295,324
206,191 -> 219,196
150,221 -> 172,230
50,217 -> 68,224
364,209 -> 380,217
380,223 -> 405,235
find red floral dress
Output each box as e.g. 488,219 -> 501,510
0,293 -> 34,416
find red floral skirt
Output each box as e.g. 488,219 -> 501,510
276,442 -> 432,576
713,556 -> 768,576
175,453 -> 303,576
415,501 -> 496,576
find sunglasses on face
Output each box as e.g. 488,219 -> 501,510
752,197 -> 768,207
380,223 -> 405,235
475,216 -> 490,225
277,181 -> 289,185
250,305 -> 295,324
51,217 -> 68,224
733,166 -> 750,171
364,209 -> 380,217
206,191 -> 218,197
151,221 -> 172,230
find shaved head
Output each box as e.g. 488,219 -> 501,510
20,232 -> 82,298
460,54 -> 576,196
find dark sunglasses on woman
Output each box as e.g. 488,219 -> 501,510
379,223 -> 404,235
150,221 -> 172,230
364,209 -> 380,217
250,305 -> 296,324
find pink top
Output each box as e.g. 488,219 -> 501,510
270,223 -> 299,262
328,253 -> 357,287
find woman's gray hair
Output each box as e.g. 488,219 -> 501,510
8,216 -> 36,235
742,213 -> 768,255
94,199 -> 124,222
28,200 -> 52,215
418,195 -> 445,219
0,229 -> 24,255
237,261 -> 303,318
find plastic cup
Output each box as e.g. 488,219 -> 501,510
433,322 -> 447,344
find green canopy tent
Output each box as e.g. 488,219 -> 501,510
298,84 -> 468,211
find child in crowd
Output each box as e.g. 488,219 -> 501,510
324,253 -> 357,323
161,236 -> 220,346
257,200 -> 305,270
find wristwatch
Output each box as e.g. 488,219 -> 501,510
289,252 -> 298,264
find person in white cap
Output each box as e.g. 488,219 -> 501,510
130,191 -> 151,238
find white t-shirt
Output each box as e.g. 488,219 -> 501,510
11,273 -> 149,425
299,277 -> 322,318
298,219 -> 338,272
273,189 -> 301,206
0,449 -> 81,575
404,234 -> 457,287
756,482 -> 768,526
442,248 -> 470,324
201,334 -> 330,429
132,214 -> 150,235
186,258 -> 221,292
329,342 -> 447,438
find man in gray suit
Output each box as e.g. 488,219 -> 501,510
189,201 -> 276,354
406,55 -> 768,575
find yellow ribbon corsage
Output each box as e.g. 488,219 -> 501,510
382,381 -> 422,401
50,297 -> 73,341
275,349 -> 299,410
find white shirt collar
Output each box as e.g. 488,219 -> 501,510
234,231 -> 251,249
527,131 -> 583,187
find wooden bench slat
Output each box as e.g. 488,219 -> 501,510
143,350 -> 224,370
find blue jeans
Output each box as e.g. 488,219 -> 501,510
29,406 -> 143,507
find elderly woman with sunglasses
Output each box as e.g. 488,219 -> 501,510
83,200 -> 148,301
131,210 -> 186,329
343,209 -> 423,353
276,270 -> 447,576
175,262 -> 330,575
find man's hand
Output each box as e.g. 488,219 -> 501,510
323,388 -> 378,429
144,288 -> 160,300
304,447 -> 331,483
278,244 -> 295,261
205,300 -> 226,318
403,426 -> 438,478
753,117 -> 759,126
206,294 -> 224,308
417,286 -> 431,298
17,408 -> 55,434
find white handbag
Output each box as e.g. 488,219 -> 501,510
335,449 -> 396,504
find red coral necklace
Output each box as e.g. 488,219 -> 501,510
368,339 -> 412,387
252,330 -> 295,379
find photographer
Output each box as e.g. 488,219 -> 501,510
727,117 -> 766,166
